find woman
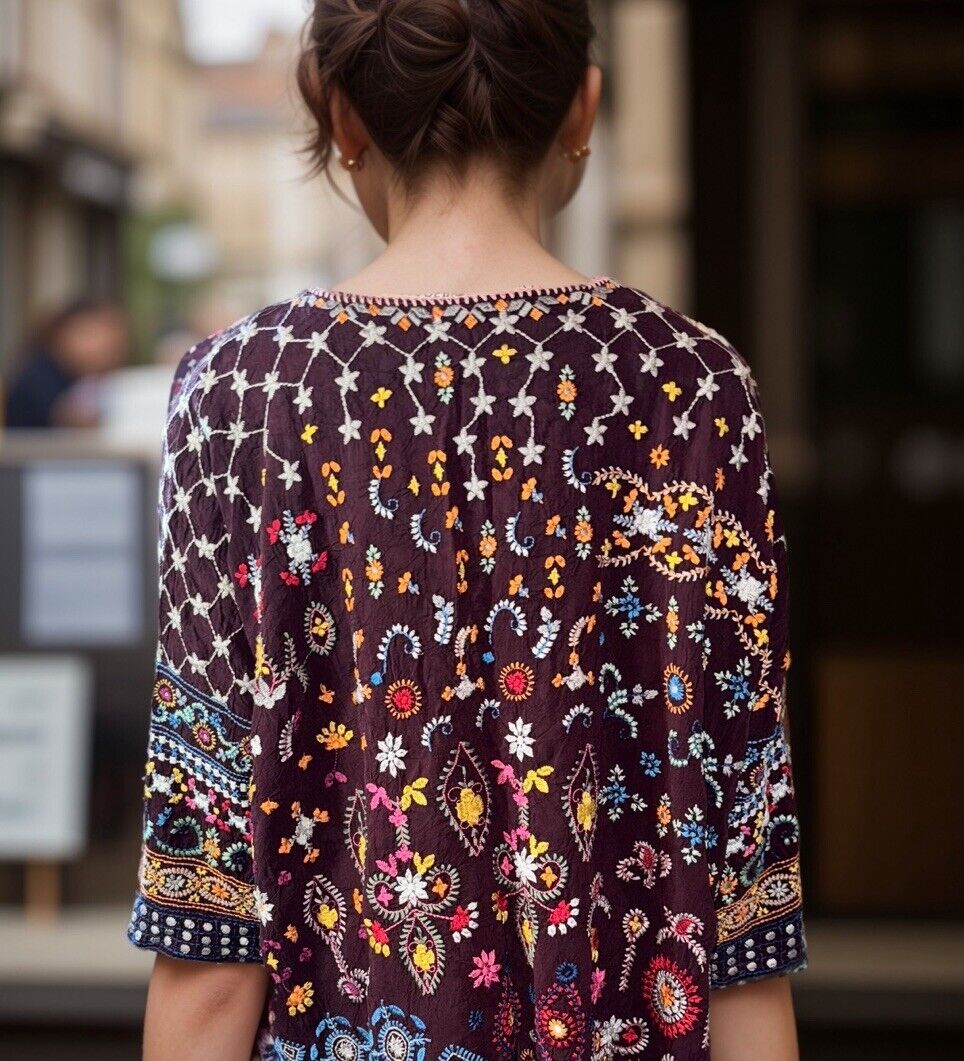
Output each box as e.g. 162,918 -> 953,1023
128,2 -> 806,1058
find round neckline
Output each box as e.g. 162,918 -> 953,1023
305,274 -> 615,308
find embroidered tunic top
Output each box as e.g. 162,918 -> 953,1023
127,277 -> 806,1061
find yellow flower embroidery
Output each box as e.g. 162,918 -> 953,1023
315,904 -> 338,931
575,789 -> 596,832
628,420 -> 648,440
455,787 -> 484,827
412,942 -> 436,971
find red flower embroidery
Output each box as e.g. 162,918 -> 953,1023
642,954 -> 703,1039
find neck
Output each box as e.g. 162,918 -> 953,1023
340,162 -> 588,297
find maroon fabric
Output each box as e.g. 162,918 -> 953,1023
128,277 -> 805,1060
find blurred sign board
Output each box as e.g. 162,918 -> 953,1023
21,463 -> 144,645
0,655 -> 92,859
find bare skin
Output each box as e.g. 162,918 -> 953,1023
710,977 -> 800,1060
142,59 -> 800,1061
143,954 -> 268,1061
325,65 -> 604,297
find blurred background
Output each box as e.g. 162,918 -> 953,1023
0,1 -> 962,1057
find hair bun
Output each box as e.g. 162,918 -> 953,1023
377,0 -> 472,75
297,0 -> 594,187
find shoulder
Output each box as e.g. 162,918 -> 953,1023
606,281 -> 744,364
167,292 -> 321,417
605,281 -> 762,410
601,282 -> 775,496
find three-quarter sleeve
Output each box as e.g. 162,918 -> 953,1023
127,347 -> 262,963
703,360 -> 806,989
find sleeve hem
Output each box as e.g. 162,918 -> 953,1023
709,907 -> 806,990
126,893 -> 262,964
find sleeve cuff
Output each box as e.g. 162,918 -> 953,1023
127,893 -> 262,963
710,906 -> 807,989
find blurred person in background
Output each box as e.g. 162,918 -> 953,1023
3,299 -> 130,429
128,2 -> 804,1059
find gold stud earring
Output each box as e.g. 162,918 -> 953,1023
340,155 -> 364,172
563,144 -> 591,164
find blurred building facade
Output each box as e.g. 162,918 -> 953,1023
119,1 -> 198,213
194,29 -> 379,324
0,0 -> 196,367
0,0 -> 693,364
610,0 -> 690,310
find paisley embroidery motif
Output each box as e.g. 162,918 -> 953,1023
438,742 -> 492,856
562,743 -> 599,860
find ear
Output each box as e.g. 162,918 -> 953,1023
329,85 -> 370,162
559,63 -> 603,155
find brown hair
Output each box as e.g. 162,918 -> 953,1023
296,0 -> 594,189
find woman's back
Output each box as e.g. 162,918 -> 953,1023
129,276 -> 803,1058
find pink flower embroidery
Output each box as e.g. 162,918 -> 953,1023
469,949 -> 501,988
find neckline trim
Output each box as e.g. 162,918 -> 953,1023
304,274 -> 616,309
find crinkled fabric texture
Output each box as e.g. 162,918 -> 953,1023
127,278 -> 806,1060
